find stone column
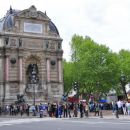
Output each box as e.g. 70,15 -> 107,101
46,58 -> 50,82
5,55 -> 9,81
18,55 -> 24,95
4,55 -> 10,99
19,56 -> 23,82
58,59 -> 62,82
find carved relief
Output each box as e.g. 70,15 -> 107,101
10,39 -> 16,47
18,6 -> 49,21
49,41 -> 56,50
28,5 -> 38,18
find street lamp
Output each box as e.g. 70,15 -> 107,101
30,65 -> 38,106
30,65 -> 39,116
120,73 -> 128,101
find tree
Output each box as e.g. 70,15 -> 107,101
63,34 -> 130,100
63,59 -> 75,92
64,34 -> 121,98
118,49 -> 130,81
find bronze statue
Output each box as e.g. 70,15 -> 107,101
26,63 -> 39,83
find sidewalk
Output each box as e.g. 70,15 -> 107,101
86,110 -> 130,120
98,114 -> 130,120
1,111 -> 130,120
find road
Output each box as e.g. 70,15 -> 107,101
0,118 -> 130,130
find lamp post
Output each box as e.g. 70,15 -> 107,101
30,65 -> 38,106
30,68 -> 38,116
120,73 -> 128,101
31,74 -> 37,106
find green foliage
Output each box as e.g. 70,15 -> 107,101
63,60 -> 75,92
63,34 -> 130,97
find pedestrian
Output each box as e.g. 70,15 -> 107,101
94,102 -> 99,116
59,104 -> 63,118
26,104 -> 30,116
63,103 -> 68,118
126,101 -> 130,115
85,103 -> 89,117
79,101 -> 84,118
73,103 -> 78,117
68,103 -> 71,118
99,103 -> 103,118
114,101 -> 119,118
122,101 -> 127,115
20,105 -> 23,117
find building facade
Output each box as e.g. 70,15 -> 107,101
0,6 -> 63,105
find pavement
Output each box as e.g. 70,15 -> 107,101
0,110 -> 130,121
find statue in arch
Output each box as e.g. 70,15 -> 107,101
26,63 -> 39,83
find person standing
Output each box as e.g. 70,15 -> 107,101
63,103 -> 68,118
94,102 -> 99,116
85,103 -> 89,117
114,101 -> 119,118
68,103 -> 71,118
58,104 -> 63,118
20,105 -> 23,117
73,103 -> 78,117
79,101 -> 84,118
122,101 -> 127,115
99,103 -> 103,118
126,101 -> 130,115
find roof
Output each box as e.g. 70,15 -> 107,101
0,6 -> 59,35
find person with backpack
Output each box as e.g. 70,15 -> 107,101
114,101 -> 119,118
122,101 -> 127,115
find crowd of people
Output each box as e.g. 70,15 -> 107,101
0,104 -> 30,116
0,101 -> 104,118
112,100 -> 130,118
0,100 -> 130,118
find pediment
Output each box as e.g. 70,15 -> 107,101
17,5 -> 50,21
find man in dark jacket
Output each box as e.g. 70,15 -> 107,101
79,102 -> 84,118
114,101 -> 119,118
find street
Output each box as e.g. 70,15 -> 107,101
0,118 -> 130,130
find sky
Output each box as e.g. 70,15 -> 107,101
0,0 -> 130,61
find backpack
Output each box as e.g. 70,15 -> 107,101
123,103 -> 126,107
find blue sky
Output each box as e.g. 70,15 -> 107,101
0,0 -> 130,61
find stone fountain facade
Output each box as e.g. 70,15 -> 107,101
0,6 -> 63,105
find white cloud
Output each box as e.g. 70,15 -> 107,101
0,0 -> 130,60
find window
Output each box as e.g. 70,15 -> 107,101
24,22 -> 43,34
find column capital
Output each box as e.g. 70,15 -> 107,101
46,57 -> 50,60
57,57 -> 62,60
18,55 -> 23,58
5,54 -> 10,57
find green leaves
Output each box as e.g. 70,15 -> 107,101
63,34 -> 130,98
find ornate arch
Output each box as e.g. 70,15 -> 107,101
24,54 -> 44,99
24,54 -> 43,84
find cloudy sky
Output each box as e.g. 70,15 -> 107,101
0,0 -> 130,60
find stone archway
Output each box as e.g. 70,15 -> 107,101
24,55 -> 44,103
25,55 -> 41,84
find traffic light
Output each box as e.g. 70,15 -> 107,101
73,81 -> 79,91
